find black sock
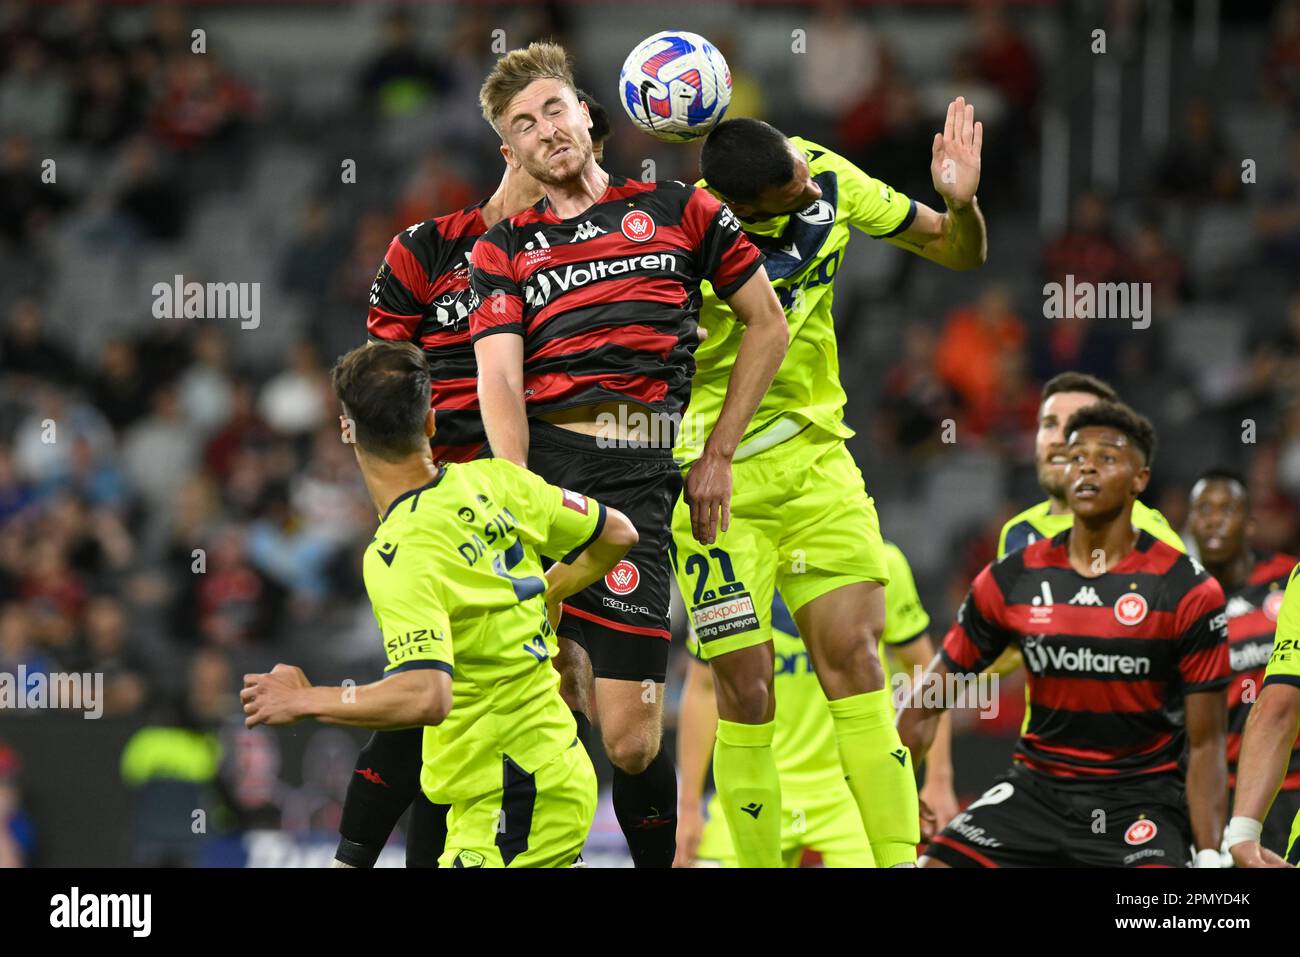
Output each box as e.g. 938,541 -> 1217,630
406,795 -> 450,868
612,747 -> 677,868
572,710 -> 594,759
337,729 -> 422,867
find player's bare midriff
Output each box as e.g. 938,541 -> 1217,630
540,401 -> 657,442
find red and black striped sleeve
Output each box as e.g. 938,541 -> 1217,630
940,562 -> 1015,676
367,230 -> 433,342
681,187 -> 765,299
468,224 -> 524,342
1175,573 -> 1231,693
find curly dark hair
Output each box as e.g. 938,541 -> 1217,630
1063,400 -> 1157,467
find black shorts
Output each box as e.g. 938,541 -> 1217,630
527,420 -> 680,683
925,765 -> 1192,868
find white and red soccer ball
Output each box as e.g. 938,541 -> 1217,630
618,30 -> 732,143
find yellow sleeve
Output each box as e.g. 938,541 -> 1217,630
806,140 -> 915,237
488,460 -> 607,563
881,542 -> 930,646
372,555 -> 454,677
1133,500 -> 1188,553
1264,564 -> 1300,689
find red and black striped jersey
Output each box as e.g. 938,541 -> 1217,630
1222,551 -> 1300,789
366,201 -> 489,465
467,175 -> 763,424
941,530 -> 1230,783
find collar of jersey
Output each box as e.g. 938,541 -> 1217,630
381,467 -> 447,523
1049,527 -> 1156,570
536,174 -> 626,224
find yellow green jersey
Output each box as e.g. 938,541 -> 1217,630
676,138 -> 915,464
1262,562 -> 1300,863
997,498 -> 1187,558
362,459 -> 606,805
690,541 -> 929,802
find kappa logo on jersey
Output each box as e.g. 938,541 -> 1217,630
523,253 -> 679,307
1114,592 -> 1149,626
560,489 -> 588,515
621,209 -> 656,242
1123,818 -> 1158,846
606,560 -> 640,595
1069,585 -> 1104,606
1264,590 -> 1285,622
570,220 -> 608,242
796,199 -> 835,225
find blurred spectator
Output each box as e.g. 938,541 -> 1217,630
0,134 -> 73,248
114,135 -> 190,242
390,152 -> 476,233
794,0 -> 887,143
1124,218 -> 1187,315
0,743 -> 34,867
257,341 -> 329,436
969,0 -> 1040,112
92,338 -> 152,430
934,284 -> 1027,430
878,323 -> 956,458
121,385 -> 200,520
1264,0 -> 1300,113
0,37 -> 70,140
177,328 -> 235,435
67,51 -> 141,149
149,50 -> 257,154
1255,130 -> 1300,269
1152,100 -> 1241,206
120,648 -> 231,866
245,480 -> 340,607
1042,191 -> 1124,288
0,300 -> 78,386
79,594 -> 148,717
279,199 -> 345,300
357,8 -> 452,116
12,389 -> 114,489
170,524 -> 283,647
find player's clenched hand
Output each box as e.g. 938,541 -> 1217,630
241,664 -> 311,728
918,784 -> 959,841
930,96 -> 982,209
1229,840 -> 1293,868
674,806 -> 705,867
685,450 -> 732,545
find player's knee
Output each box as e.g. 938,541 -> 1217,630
603,731 -> 659,775
817,631 -> 884,687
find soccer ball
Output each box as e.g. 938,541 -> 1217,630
618,31 -> 732,143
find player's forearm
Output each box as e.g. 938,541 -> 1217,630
1186,739 -> 1228,852
677,663 -> 718,812
476,354 -> 529,466
924,710 -> 955,785
545,508 -> 637,605
703,305 -> 788,460
300,675 -> 447,731
1231,687 -> 1300,822
896,698 -> 945,764
915,199 -> 986,271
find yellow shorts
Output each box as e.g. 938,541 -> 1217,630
671,426 -> 890,661
439,741 -> 596,868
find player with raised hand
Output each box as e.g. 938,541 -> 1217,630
898,402 -> 1231,868
1227,561 -> 1300,868
1188,468 -> 1300,857
335,92 -> 616,870
241,341 -> 638,868
670,100 -> 985,868
467,42 -> 788,868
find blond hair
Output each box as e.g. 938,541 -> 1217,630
479,41 -> 576,133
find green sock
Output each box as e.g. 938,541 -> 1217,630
713,719 -> 782,868
827,690 -> 920,868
